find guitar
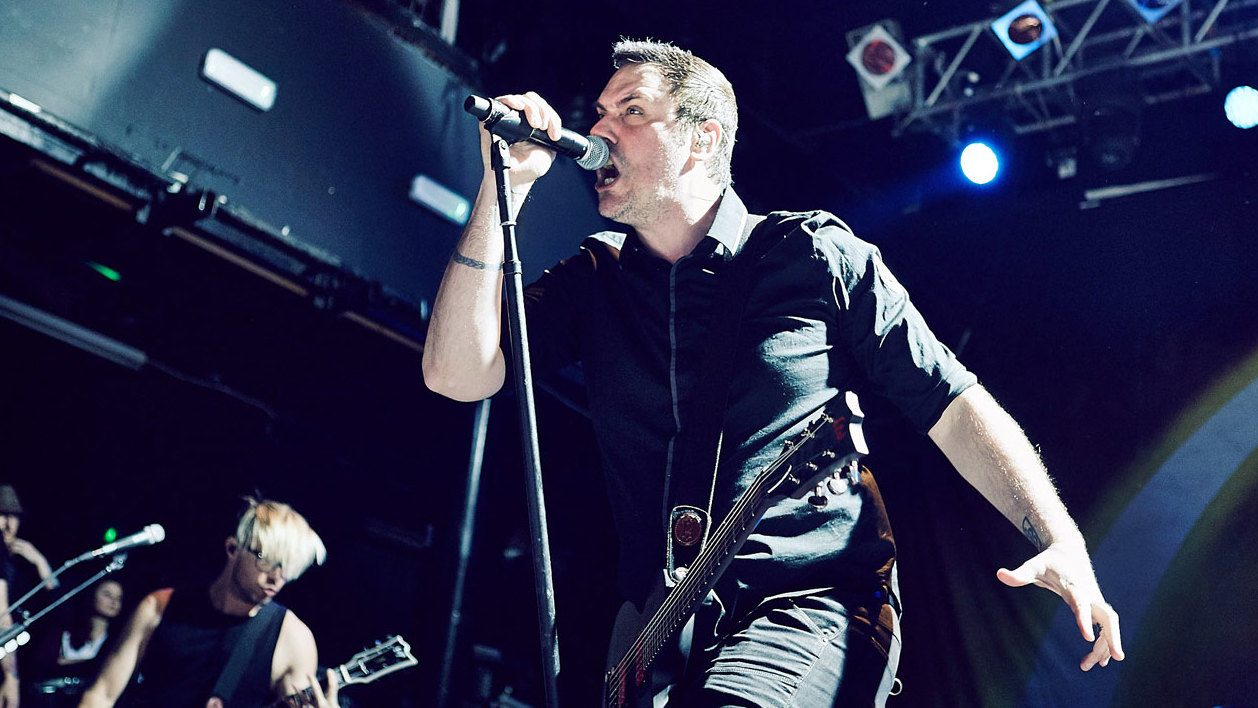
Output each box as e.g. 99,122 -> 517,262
266,635 -> 417,707
603,393 -> 868,708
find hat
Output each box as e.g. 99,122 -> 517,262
0,485 -> 23,515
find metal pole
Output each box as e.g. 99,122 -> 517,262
491,138 -> 561,708
436,398 -> 492,708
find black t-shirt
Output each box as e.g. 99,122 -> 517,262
121,588 -> 286,708
1,543 -> 13,590
1,544 -> 42,601
522,190 -> 977,610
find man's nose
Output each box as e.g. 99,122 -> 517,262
589,116 -> 614,142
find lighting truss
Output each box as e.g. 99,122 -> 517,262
892,0 -> 1258,140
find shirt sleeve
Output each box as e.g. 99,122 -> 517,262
519,235 -> 619,381
815,216 -> 977,432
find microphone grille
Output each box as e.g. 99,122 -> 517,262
577,136 -> 610,171
146,524 -> 167,543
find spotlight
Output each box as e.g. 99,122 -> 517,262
1121,0 -> 1183,24
1224,85 -> 1258,130
1047,145 -> 1079,180
846,21 -> 913,120
847,23 -> 912,90
960,141 -> 1000,185
991,0 -> 1058,61
1084,102 -> 1142,171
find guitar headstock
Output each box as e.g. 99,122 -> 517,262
337,635 -> 418,687
769,391 -> 868,501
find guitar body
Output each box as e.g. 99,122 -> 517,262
605,583 -> 693,708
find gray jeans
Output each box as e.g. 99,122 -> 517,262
669,590 -> 901,708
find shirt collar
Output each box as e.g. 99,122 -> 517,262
622,189 -> 750,262
705,189 -> 750,260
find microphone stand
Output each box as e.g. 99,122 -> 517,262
490,137 -> 561,708
0,554 -> 128,656
2,542 -> 99,620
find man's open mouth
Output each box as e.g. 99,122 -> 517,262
596,162 -> 620,189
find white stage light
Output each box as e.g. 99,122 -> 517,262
1224,85 -> 1258,130
960,142 -> 1000,185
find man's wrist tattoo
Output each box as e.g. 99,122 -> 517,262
1021,516 -> 1045,551
452,251 -> 502,271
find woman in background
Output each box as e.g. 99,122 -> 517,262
23,580 -> 124,708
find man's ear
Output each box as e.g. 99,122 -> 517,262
225,537 -> 239,557
693,119 -> 722,158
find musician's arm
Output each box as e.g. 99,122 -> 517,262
274,612 -> 336,707
78,589 -> 168,708
928,385 -> 1123,669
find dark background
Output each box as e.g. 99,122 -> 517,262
2,1 -> 1258,706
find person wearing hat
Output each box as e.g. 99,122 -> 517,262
3,484 -> 58,708
0,486 -> 56,598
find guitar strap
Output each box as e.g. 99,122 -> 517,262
210,601 -> 284,707
665,211 -> 792,582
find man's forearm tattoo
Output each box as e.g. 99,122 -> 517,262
452,251 -> 501,271
1021,516 -> 1046,551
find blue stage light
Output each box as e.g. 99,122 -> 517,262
1224,85 -> 1258,130
1122,0 -> 1182,25
960,142 -> 1000,185
991,1 -> 1058,61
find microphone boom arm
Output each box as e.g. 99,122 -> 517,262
0,554 -> 128,657
4,525 -> 162,618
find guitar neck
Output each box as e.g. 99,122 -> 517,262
644,469 -> 774,660
266,634 -> 417,708
272,687 -> 318,708
269,666 -> 345,708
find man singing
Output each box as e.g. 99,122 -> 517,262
423,39 -> 1124,706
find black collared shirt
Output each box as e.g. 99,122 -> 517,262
523,190 -> 976,608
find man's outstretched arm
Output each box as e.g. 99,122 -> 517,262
929,384 -> 1125,670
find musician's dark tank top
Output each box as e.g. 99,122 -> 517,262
122,587 -> 286,708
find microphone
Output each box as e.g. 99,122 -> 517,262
71,524 -> 166,564
464,95 -> 609,170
